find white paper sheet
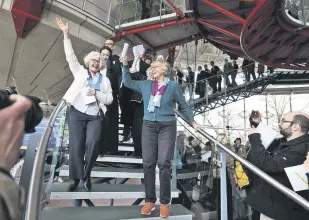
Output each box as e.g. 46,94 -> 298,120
133,45 -> 145,57
120,43 -> 129,58
284,164 -> 309,192
81,87 -> 96,105
201,151 -> 212,162
256,122 -> 277,149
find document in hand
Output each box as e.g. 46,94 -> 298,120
121,43 -> 129,58
133,45 -> 145,57
81,87 -> 96,105
284,164 -> 309,192
256,122 -> 277,149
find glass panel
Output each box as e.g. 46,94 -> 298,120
116,0 -> 186,25
175,118 -> 217,218
41,105 -> 68,207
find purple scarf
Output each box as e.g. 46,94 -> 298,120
147,77 -> 169,112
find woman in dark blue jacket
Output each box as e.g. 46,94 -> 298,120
121,56 -> 200,218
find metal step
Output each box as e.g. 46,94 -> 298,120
58,166 -> 143,178
66,155 -> 142,164
58,166 -> 209,179
49,183 -> 179,200
118,146 -> 134,152
42,204 -> 193,220
96,155 -> 143,164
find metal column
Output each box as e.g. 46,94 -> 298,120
220,149 -> 227,220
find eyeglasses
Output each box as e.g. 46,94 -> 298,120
105,43 -> 114,46
91,59 -> 100,64
281,119 -> 296,124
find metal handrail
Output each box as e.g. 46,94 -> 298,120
24,100 -> 66,220
175,110 -> 309,211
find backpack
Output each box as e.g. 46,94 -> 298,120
234,160 -> 250,189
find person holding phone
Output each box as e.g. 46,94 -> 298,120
247,111 -> 309,220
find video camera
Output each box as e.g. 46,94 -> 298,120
0,86 -> 43,133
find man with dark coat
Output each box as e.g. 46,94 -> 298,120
100,39 -> 122,155
247,111 -> 309,220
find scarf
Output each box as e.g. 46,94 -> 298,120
147,77 -> 169,112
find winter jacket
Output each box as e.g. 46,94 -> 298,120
247,133 -> 309,220
0,170 -> 24,220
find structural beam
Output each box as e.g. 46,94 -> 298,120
165,0 -> 185,18
201,0 -> 246,24
154,34 -> 202,51
207,37 -> 240,50
198,19 -> 240,39
115,17 -> 194,38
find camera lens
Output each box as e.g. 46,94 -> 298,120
24,96 -> 43,133
3,87 -> 43,133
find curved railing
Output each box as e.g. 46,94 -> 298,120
23,101 -> 309,219
24,100 -> 66,220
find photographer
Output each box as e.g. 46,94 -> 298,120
0,94 -> 31,220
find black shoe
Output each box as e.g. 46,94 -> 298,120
67,179 -> 80,192
83,177 -> 92,191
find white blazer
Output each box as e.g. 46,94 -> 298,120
62,39 -> 113,114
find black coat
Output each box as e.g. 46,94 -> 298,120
246,133 -> 309,220
100,54 -> 121,154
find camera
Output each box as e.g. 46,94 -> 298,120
0,86 -> 43,133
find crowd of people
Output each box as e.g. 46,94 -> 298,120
174,58 -> 275,99
55,17 -> 201,217
1,16 -> 309,220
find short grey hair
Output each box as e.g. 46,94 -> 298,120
84,51 -> 104,69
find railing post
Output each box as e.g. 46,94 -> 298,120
107,0 -> 112,25
119,0 -> 123,27
205,79 -> 208,106
220,148 -> 228,220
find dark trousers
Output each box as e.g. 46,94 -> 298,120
216,77 -> 222,92
231,72 -> 237,86
68,106 -> 102,180
210,79 -> 217,94
142,120 -> 177,204
132,102 -> 144,157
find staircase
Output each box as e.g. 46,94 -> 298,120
39,114 -> 198,220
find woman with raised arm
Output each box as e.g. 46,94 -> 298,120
55,18 -> 113,192
120,54 -> 200,218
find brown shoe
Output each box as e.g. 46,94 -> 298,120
141,202 -> 155,215
160,204 -> 170,218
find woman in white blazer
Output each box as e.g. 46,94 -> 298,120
56,18 -> 113,192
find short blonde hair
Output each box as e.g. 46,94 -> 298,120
84,51 -> 104,69
151,60 -> 170,77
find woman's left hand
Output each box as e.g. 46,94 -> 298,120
192,122 -> 201,131
87,88 -> 96,96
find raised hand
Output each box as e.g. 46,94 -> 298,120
119,55 -> 128,65
55,17 -> 68,33
192,122 -> 201,131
